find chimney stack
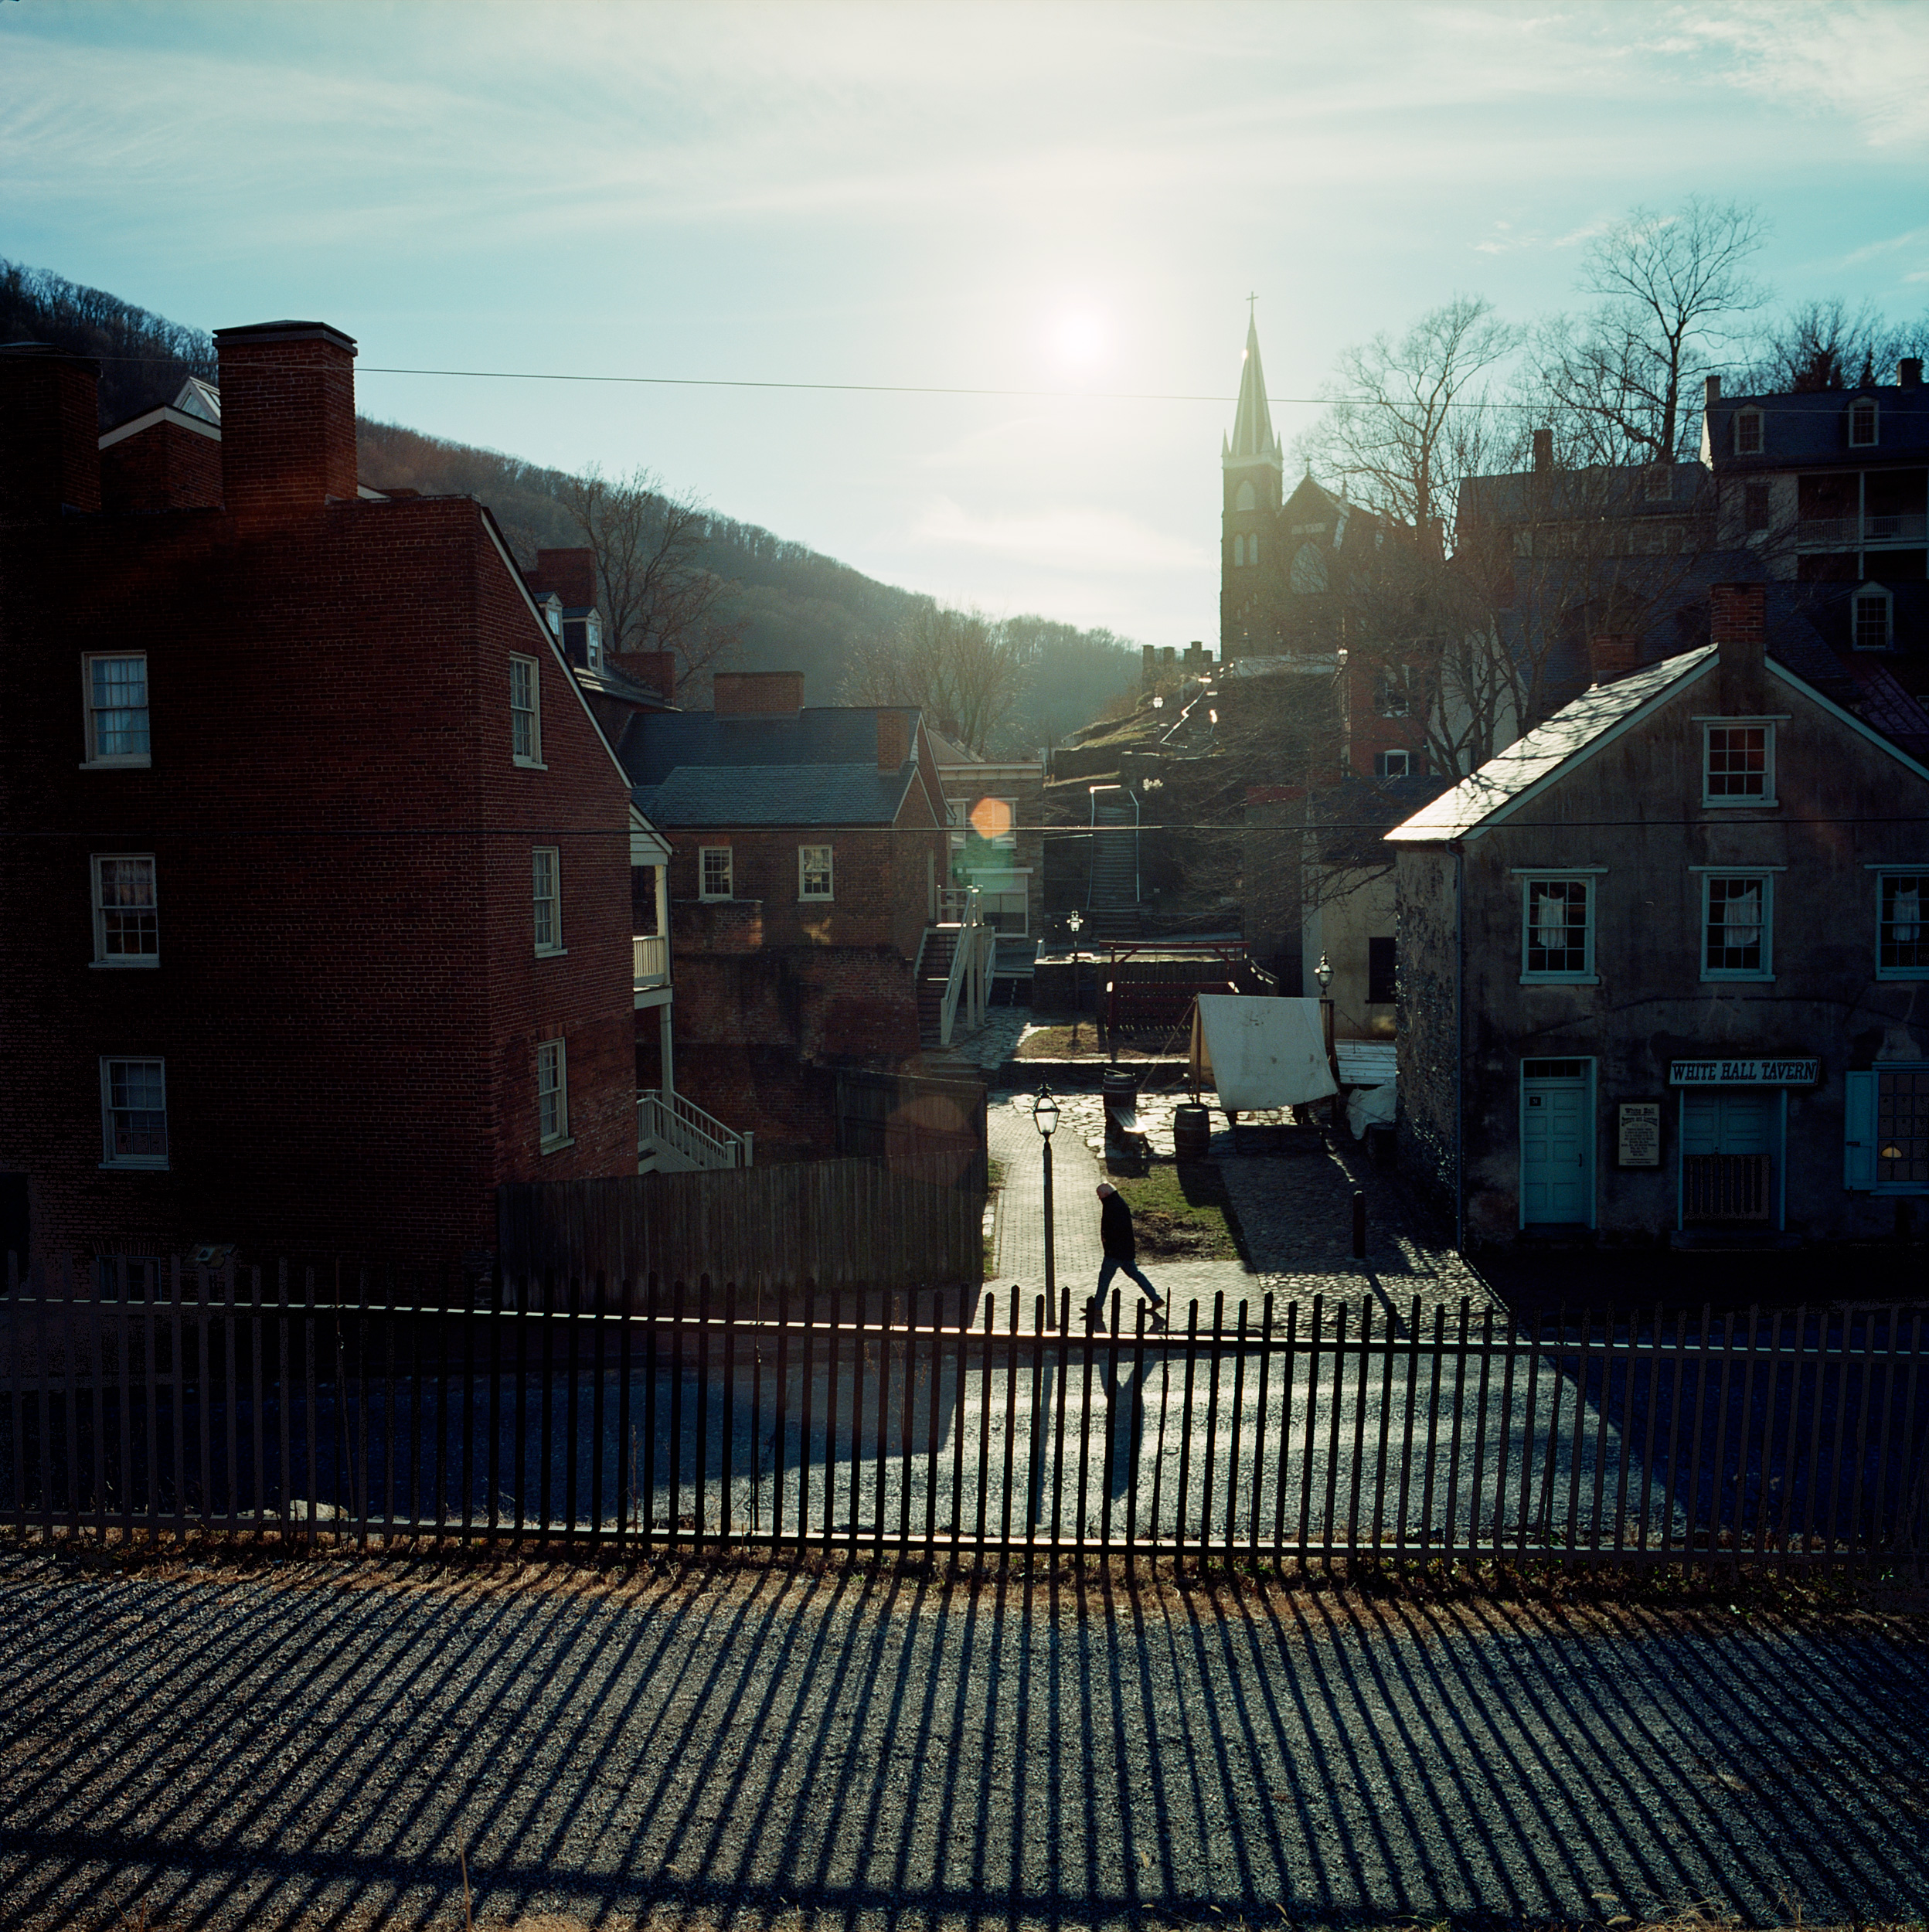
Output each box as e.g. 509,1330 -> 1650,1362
1901,357 -> 1924,389
1710,582 -> 1766,686
529,547 -> 598,608
1705,374 -> 1721,406
0,345 -> 101,519
713,671 -> 803,716
610,649 -> 677,703
213,321 -> 357,519
876,709 -> 910,772
1587,634 -> 1641,685
1532,426 -> 1553,474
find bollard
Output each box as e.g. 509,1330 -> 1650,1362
1352,1189 -> 1367,1260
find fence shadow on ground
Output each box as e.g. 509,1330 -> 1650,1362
0,1553 -> 1924,1930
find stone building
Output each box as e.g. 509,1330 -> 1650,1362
1389,583 -> 1929,1248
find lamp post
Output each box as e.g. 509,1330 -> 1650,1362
1313,952 -> 1335,1121
1067,908 -> 1084,1045
1033,1085 -> 1060,1308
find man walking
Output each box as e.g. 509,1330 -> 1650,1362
1088,1182 -> 1165,1329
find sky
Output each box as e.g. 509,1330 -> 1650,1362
5,1 -> 1929,647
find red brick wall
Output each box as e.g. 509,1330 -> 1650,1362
214,327 -> 359,518
0,487 -> 638,1270
0,350 -> 100,517
529,548 -> 597,607
100,419 -> 223,514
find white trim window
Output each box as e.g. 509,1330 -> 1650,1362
1853,583 -> 1893,651
1520,876 -> 1594,981
1734,408 -> 1764,457
586,613 -> 604,672
536,1038 -> 570,1150
83,654 -> 151,765
699,845 -> 733,900
532,846 -> 563,954
100,1056 -> 168,1168
510,655 -> 542,765
1701,873 -> 1773,979
1702,720 -> 1774,805
1849,398 -> 1879,448
1373,750 -> 1410,778
1876,871 -> 1929,978
93,855 -> 158,965
799,844 -> 834,901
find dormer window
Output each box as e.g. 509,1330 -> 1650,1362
586,614 -> 604,672
1850,398 -> 1879,447
1645,464 -> 1672,502
1734,408 -> 1763,457
1854,583 -> 1894,651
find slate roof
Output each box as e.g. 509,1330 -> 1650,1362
617,706 -> 923,828
1704,382 -> 1929,469
1386,647 -> 1716,843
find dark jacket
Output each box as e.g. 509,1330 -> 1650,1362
1100,1192 -> 1135,1262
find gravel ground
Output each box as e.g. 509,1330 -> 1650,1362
0,1549 -> 1924,1932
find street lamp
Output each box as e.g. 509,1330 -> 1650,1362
1067,909 -> 1084,1044
1314,952 -> 1333,995
1312,954 -> 1335,1124
1033,1085 -> 1060,1308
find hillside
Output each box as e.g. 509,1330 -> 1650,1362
4,259 -> 1141,748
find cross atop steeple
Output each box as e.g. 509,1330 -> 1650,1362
1247,291 -> 1257,319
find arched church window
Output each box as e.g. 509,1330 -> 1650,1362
1248,535 -> 1259,568
1235,481 -> 1257,513
1232,534 -> 1245,567
1290,541 -> 1328,594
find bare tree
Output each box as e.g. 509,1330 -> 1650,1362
1744,296 -> 1928,393
1529,199 -> 1771,463
1295,295 -> 1519,556
558,464 -> 744,696
842,602 -> 1030,754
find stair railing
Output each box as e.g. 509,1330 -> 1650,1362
638,1087 -> 753,1169
939,888 -> 984,1046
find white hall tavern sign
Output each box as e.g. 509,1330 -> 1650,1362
1669,1059 -> 1821,1087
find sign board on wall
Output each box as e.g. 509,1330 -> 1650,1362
1617,1102 -> 1662,1168
1668,1059 -> 1819,1087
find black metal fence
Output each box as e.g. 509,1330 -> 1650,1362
2,1258 -> 1926,1572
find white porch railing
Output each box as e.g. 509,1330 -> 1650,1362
638,1088 -> 752,1172
938,888 -> 995,1047
632,934 -> 669,986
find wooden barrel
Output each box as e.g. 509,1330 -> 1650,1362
1173,1102 -> 1212,1161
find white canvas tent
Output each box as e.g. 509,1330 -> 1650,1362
1189,995 -> 1336,1111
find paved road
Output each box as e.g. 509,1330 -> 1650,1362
0,1552 -> 1921,1931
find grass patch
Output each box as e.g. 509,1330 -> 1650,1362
1016,1024 -> 1175,1061
1114,1160 -> 1243,1261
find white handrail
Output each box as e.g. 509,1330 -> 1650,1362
638,1087 -> 751,1168
939,888 -> 983,1046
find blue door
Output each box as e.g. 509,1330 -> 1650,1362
1522,1068 -> 1591,1224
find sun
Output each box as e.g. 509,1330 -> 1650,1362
1051,310 -> 1108,372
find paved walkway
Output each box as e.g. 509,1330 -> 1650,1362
988,1087 -> 1494,1331
1,1553 -> 1921,1931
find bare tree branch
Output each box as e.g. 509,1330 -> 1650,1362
842,602 -> 1030,754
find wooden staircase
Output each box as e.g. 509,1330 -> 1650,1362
917,927 -> 958,1049
1088,786 -> 1141,942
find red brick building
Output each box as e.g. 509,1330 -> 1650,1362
617,674 -> 949,1160
0,323 -> 650,1272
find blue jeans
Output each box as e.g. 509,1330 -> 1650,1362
1094,1255 -> 1161,1307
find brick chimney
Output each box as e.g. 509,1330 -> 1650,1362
1705,373 -> 1721,406
1532,426 -> 1553,474
0,345 -> 101,519
529,547 -> 598,607
1710,581 -> 1766,685
213,320 -> 357,518
1901,357 -> 1924,389
1588,634 -> 1641,685
714,671 -> 803,716
876,709 -> 910,771
611,649 -> 676,702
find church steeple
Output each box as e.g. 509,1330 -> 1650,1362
1223,312 -> 1283,471
1220,308 -> 1284,662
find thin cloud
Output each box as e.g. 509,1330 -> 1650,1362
915,499 -> 1209,575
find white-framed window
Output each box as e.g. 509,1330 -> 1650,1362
100,1056 -> 168,1169
83,654 -> 151,766
1520,876 -> 1595,981
586,613 -> 604,672
1701,872 -> 1773,979
1702,720 -> 1775,806
1373,750 -> 1410,778
946,798 -> 969,855
92,855 -> 158,966
532,846 -> 563,954
799,844 -> 834,901
1734,408 -> 1764,457
536,1038 -> 570,1150
1853,583 -> 1893,651
1849,398 -> 1879,448
1876,870 -> 1929,979
1846,1064 -> 1929,1194
510,655 -> 542,765
699,845 -> 733,900
1373,671 -> 1410,719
